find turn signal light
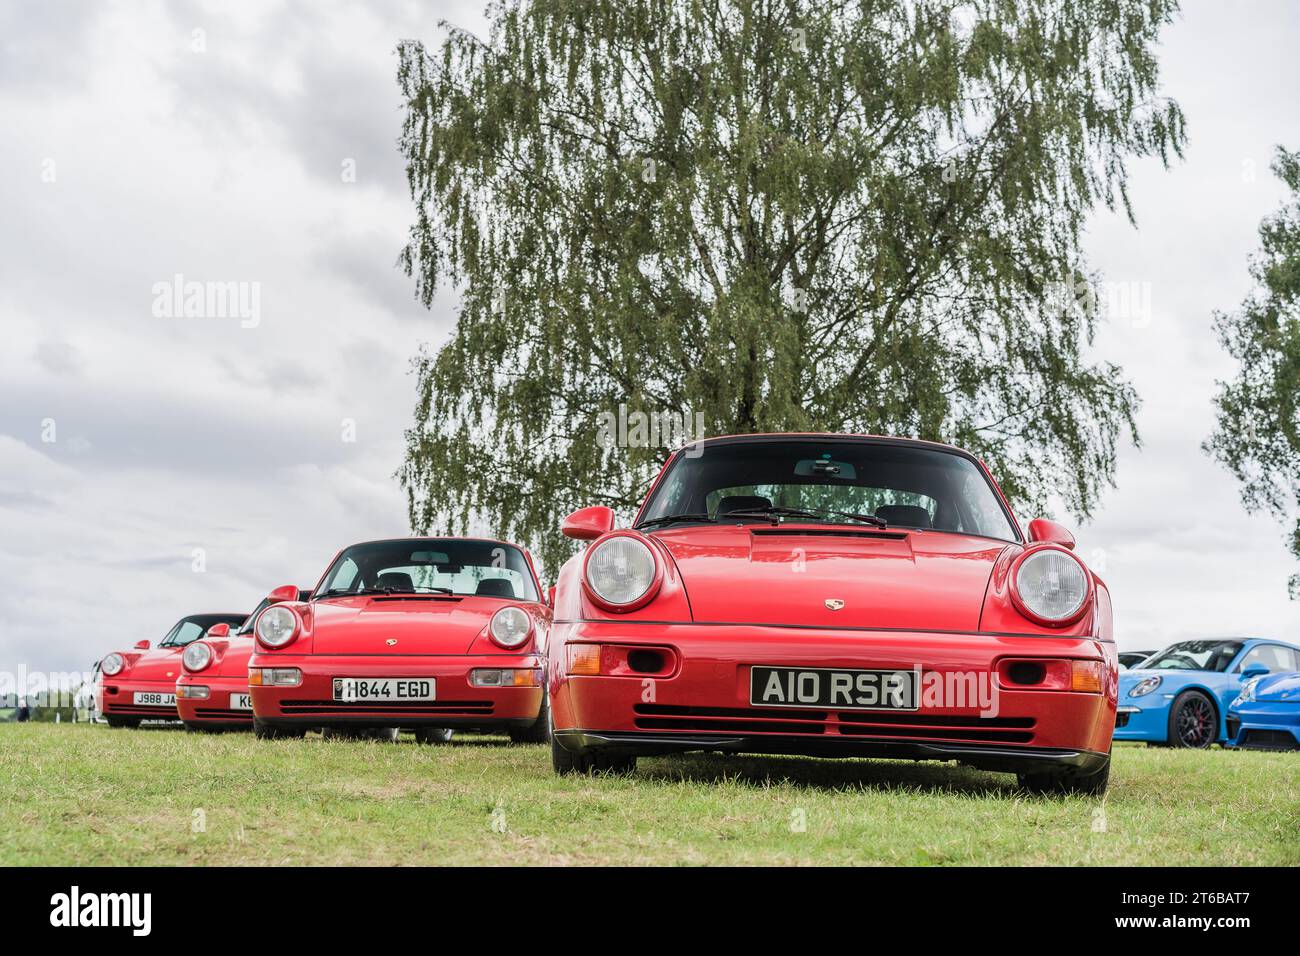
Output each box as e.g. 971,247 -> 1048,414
566,644 -> 601,676
470,668 -> 542,687
175,685 -> 210,699
1071,660 -> 1103,693
248,667 -> 302,687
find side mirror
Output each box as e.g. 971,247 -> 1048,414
547,585 -> 556,608
134,640 -> 150,650
562,506 -> 615,541
207,623 -> 231,638
1241,664 -> 1270,679
1027,518 -> 1076,550
267,584 -> 299,604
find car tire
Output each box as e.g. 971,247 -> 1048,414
1018,754 -> 1111,797
104,715 -> 140,729
508,690 -> 550,744
253,718 -> 305,740
1167,690 -> 1217,748
414,727 -> 454,744
551,732 -> 636,776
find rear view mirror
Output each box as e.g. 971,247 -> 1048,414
1027,518 -> 1076,550
134,640 -> 150,650
267,584 -> 299,604
207,623 -> 231,638
1241,664 -> 1270,679
563,506 -> 615,540
547,585 -> 556,608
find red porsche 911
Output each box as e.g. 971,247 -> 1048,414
548,434 -> 1118,794
247,538 -> 551,743
98,612 -> 248,727
175,589 -> 310,731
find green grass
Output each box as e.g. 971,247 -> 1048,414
2,724 -> 1296,865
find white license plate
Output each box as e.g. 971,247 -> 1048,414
229,693 -> 252,710
332,678 -> 435,703
133,691 -> 176,706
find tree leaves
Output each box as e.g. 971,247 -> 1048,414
1207,147 -> 1300,597
397,0 -> 1183,573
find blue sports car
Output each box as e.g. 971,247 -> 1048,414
1227,670 -> 1300,750
1114,638 -> 1300,747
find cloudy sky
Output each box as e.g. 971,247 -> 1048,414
2,0 -> 1299,678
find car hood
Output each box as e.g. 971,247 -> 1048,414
651,526 -> 1008,631
305,595 -> 512,654
118,646 -> 185,682
1250,671 -> 1300,702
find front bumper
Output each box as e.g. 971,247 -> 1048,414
100,678 -> 180,720
1225,705 -> 1300,750
551,622 -> 1116,767
248,653 -> 544,729
176,675 -> 253,726
556,729 -> 1109,774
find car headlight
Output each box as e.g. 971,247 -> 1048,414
101,652 -> 124,676
1129,675 -> 1162,698
584,534 -> 660,610
1236,676 -> 1261,704
256,605 -> 300,648
1011,547 -> 1090,624
488,606 -> 533,648
182,641 -> 212,672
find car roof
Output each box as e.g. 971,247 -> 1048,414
669,432 -> 973,457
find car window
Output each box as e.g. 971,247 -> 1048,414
639,439 -> 1018,541
160,621 -> 207,647
1143,640 -> 1244,672
1236,644 -> 1298,673
316,540 -> 540,602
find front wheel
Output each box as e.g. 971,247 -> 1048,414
1018,756 -> 1110,796
551,733 -> 636,776
1168,690 -> 1217,748
253,718 -> 305,740
509,690 -> 551,744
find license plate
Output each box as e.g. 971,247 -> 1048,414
133,691 -> 176,706
229,693 -> 252,710
750,666 -> 919,711
332,678 -> 435,703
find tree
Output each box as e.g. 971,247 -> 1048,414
396,0 -> 1185,572
1207,147 -> 1300,598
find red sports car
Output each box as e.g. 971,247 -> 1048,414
98,612 -> 248,727
247,538 -> 551,743
548,434 -> 1118,794
175,589 -> 310,731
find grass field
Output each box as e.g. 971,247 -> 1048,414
2,723 -> 1296,865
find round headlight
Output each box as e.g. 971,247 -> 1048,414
1130,675 -> 1162,698
489,606 -> 533,648
256,605 -> 299,648
101,652 -> 124,676
584,535 -> 659,609
1012,548 -> 1089,624
182,641 -> 212,672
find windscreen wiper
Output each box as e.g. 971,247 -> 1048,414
317,586 -> 453,597
721,505 -> 887,528
636,513 -> 719,530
